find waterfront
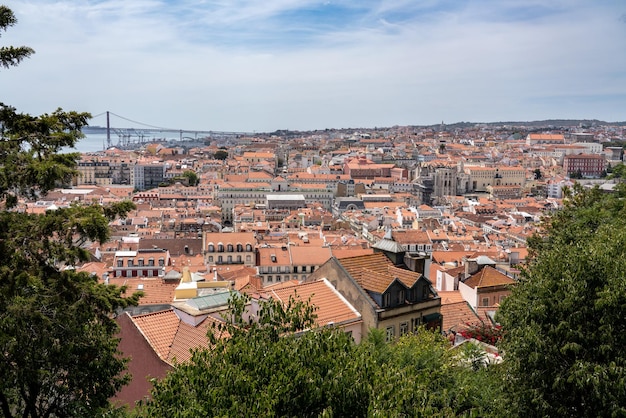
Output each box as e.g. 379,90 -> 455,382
73,132 -> 189,154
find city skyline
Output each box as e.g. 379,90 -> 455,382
2,0 -> 625,132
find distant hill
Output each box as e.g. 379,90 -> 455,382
433,119 -> 626,129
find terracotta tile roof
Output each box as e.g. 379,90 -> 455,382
131,308 -> 226,365
330,247 -> 374,259
131,310 -> 180,362
107,277 -> 178,305
358,268 -> 392,293
335,253 -> 422,295
268,279 -> 361,327
257,246 -> 291,266
388,266 -> 421,288
463,266 -> 516,289
338,253 -> 392,278
289,245 -> 332,265
438,291 -> 466,304
440,301 -> 481,332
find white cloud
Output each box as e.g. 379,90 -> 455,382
1,0 -> 625,131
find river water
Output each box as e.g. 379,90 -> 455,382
72,132 -> 185,154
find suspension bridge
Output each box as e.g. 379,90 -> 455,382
87,111 -> 256,149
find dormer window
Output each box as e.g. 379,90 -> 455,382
397,289 -> 405,305
383,292 -> 391,307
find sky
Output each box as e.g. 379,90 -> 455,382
1,0 -> 625,133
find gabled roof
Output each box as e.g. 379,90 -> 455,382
130,309 -> 225,365
440,300 -> 481,332
463,266 -> 516,289
336,253 -> 423,294
268,279 -> 361,327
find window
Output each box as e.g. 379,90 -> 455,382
246,244 -> 252,251
117,260 -> 123,267
237,255 -> 242,263
218,244 -> 224,252
158,258 -> 165,266
422,285 -> 430,300
148,258 -> 154,266
385,326 -> 395,342
237,244 -> 243,252
481,297 -> 490,307
276,275 -> 281,282
397,290 -> 405,305
383,293 -> 391,307
400,322 -> 408,336
293,266 -> 298,273
138,259 -> 144,267
227,244 -> 234,252
267,275 -> 273,282
227,255 -> 233,263
208,256 -> 213,262
127,260 -> 134,267
499,295 -> 506,304
411,317 -> 421,333
246,255 -> 251,263
218,256 -> 223,264
208,244 -> 215,252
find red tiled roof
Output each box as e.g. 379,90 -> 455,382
131,309 -> 226,365
337,253 -> 422,294
107,277 -> 178,305
268,279 -> 361,327
463,266 -> 516,289
440,301 -> 481,332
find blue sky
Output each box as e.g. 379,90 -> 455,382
1,0 -> 625,132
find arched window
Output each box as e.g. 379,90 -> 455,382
227,244 -> 234,252
208,243 -> 215,252
218,243 -> 224,252
246,244 -> 252,252
237,244 -> 243,252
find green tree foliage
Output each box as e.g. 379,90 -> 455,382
366,329 -> 501,417
141,293 -> 371,417
213,149 -> 228,160
181,170 -> 199,186
140,293 -> 501,417
608,162 -> 626,180
0,204 -> 141,417
497,184 -> 626,417
0,8 -> 141,415
0,103 -> 89,208
0,6 -> 34,69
